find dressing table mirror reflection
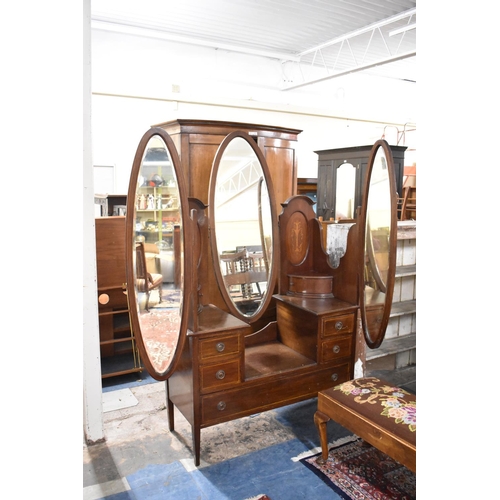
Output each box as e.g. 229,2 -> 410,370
125,128 -> 191,380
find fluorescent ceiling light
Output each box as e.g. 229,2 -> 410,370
389,23 -> 416,37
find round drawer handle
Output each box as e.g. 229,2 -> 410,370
98,293 -> 110,305
332,345 -> 340,354
216,370 -> 226,380
335,321 -> 345,331
331,373 -> 339,382
216,342 -> 225,352
217,401 -> 226,411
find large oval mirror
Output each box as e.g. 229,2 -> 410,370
208,131 -> 278,322
125,127 -> 191,380
360,140 -> 397,349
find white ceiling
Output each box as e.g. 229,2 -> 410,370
91,0 -> 416,90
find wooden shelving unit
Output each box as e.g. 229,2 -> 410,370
95,216 -> 143,378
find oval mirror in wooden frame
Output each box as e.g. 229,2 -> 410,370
125,127 -> 191,380
208,131 -> 279,323
359,139 -> 397,349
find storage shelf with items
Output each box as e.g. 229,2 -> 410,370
135,161 -> 180,248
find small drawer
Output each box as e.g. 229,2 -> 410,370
320,337 -> 353,363
200,360 -> 241,393
322,313 -> 355,338
199,334 -> 241,361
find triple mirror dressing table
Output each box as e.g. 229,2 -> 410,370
124,120 -> 398,465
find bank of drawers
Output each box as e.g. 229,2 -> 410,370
198,333 -> 243,393
319,312 -> 355,364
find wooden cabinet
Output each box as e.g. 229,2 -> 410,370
296,177 -> 317,213
154,119 -> 301,313
155,119 -> 301,219
95,216 -> 142,378
315,145 -> 406,220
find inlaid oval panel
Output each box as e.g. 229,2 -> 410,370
287,211 -> 309,265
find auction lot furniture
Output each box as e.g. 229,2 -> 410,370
125,122 -> 400,466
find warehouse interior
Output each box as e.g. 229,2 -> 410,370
2,1 -> 496,499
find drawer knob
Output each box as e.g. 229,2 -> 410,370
333,345 -> 340,354
331,373 -> 339,382
335,321 -> 346,331
216,342 -> 225,352
217,401 -> 226,411
216,370 -> 226,380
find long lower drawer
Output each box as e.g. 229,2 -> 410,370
201,362 -> 351,426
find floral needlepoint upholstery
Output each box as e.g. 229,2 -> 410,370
333,377 -> 416,445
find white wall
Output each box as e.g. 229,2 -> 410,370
91,30 -> 417,195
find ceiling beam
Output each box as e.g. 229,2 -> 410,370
281,8 -> 416,90
91,18 -> 301,62
282,51 -> 416,90
299,8 -> 416,56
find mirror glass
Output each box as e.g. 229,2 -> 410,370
362,141 -> 396,348
335,162 -> 356,219
209,133 -> 276,320
126,129 -> 188,379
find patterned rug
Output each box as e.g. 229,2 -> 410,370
300,436 -> 416,499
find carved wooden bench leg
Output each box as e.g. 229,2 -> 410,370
314,410 -> 331,463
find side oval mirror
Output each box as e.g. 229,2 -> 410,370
125,127 -> 191,379
359,140 -> 398,349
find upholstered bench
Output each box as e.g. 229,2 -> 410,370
314,377 -> 416,472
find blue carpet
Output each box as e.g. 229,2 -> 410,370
96,439 -> 343,500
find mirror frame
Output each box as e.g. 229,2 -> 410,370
125,127 -> 192,380
208,131 -> 279,323
359,139 -> 398,349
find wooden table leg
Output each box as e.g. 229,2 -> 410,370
165,381 -> 174,432
314,410 -> 331,463
193,424 -> 201,466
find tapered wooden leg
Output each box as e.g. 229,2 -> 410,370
165,381 -> 174,431
314,410 -> 331,463
193,425 -> 201,466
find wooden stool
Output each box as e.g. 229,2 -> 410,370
314,377 -> 416,472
